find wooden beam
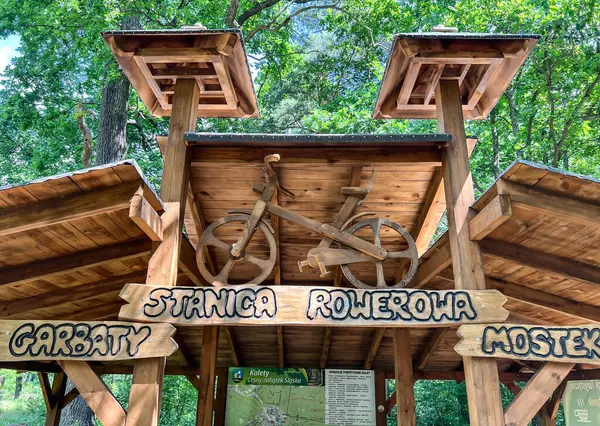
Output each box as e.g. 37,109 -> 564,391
129,187 -> 163,241
480,239 -> 600,287
414,328 -> 448,371
214,367 -> 228,426
179,237 -> 205,286
397,60 -> 422,105
423,64 -> 444,105
375,371 -> 387,426
276,326 -> 285,368
0,271 -> 146,318
196,326 -> 219,426
61,387 -> 80,409
410,239 -> 452,289
174,333 -> 198,369
548,381 -> 567,419
504,362 -> 574,426
497,178 -> 600,227
38,372 -> 53,411
412,138 -> 477,257
0,181 -> 141,237
486,277 -> 600,323
186,375 -> 202,391
469,194 -> 512,241
320,327 -> 332,369
393,328 -> 415,426
503,382 -> 521,396
129,76 -> 200,426
364,328 -> 386,369
45,372 -> 67,426
127,357 -> 166,426
437,77 -> 503,426
271,188 -> 285,368
221,326 -> 240,367
538,404 -> 555,426
0,238 -> 151,288
59,361 -> 127,426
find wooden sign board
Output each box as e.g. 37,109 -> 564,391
456,324 -> 600,365
119,284 -> 509,327
0,320 -> 178,362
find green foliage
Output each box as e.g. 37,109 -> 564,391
0,0 -> 597,424
0,0 -> 597,187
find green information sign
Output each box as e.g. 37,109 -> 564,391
563,380 -> 600,425
228,367 -> 316,386
226,367 -> 326,425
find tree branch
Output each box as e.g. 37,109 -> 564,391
237,0 -> 283,26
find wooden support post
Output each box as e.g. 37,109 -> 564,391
375,371 -> 387,426
537,405 -> 555,426
44,372 -> 67,426
128,77 -> 200,426
59,361 -> 127,426
504,362 -> 573,426
436,78 -> 504,426
393,329 -> 415,426
214,367 -> 228,426
196,326 -> 219,426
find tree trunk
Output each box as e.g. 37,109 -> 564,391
59,380 -> 95,426
95,15 -> 139,166
96,73 -> 130,165
14,374 -> 22,398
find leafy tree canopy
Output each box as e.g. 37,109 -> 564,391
0,0 -> 597,190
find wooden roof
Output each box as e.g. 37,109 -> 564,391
102,29 -> 258,118
1,154 -> 598,378
410,161 -> 600,373
0,161 -> 205,373
373,33 -> 540,120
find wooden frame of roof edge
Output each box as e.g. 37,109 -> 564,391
102,28 -> 258,118
373,32 -> 541,120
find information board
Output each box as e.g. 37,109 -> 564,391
563,380 -> 600,425
120,284 -> 509,327
325,370 -> 375,425
224,367 -> 378,426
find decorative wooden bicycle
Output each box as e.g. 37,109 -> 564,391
196,155 -> 418,288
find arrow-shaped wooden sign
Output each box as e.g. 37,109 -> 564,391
455,324 -> 600,364
119,284 -> 509,327
0,320 -> 178,362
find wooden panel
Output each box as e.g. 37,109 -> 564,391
504,362 -> 573,426
120,284 -> 509,327
59,360 -> 127,426
456,324 -> 600,364
0,182 -> 141,237
0,320 -> 176,361
393,328 -> 415,426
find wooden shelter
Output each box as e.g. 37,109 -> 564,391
373,32 -> 540,119
102,28 -> 258,118
1,28 -> 599,426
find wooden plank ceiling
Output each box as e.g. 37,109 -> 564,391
373,33 -> 540,120
102,29 -> 258,118
0,151 -> 598,377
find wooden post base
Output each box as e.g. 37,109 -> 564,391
393,329 -> 415,426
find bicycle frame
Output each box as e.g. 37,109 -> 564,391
230,177 -> 387,271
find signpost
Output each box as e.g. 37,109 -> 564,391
563,380 -> 600,425
119,284 -> 509,327
455,324 -> 600,364
0,320 -> 178,361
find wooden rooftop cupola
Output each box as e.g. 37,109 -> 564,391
102,27 -> 258,118
373,29 -> 540,119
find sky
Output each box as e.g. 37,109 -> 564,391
0,35 -> 21,73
